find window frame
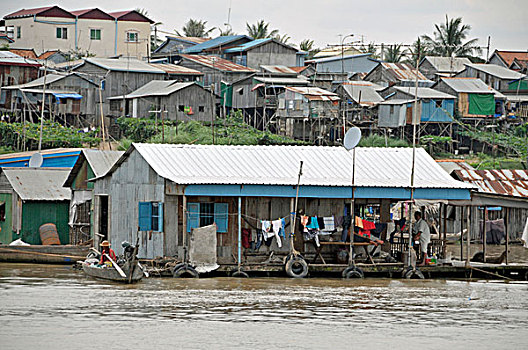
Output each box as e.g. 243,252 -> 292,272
187,202 -> 228,233
90,28 -> 101,41
138,201 -> 163,232
126,31 -> 138,43
56,27 -> 68,39
16,26 -> 21,39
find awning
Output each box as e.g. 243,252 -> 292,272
52,93 -> 83,100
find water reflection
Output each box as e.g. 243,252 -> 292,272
0,263 -> 527,349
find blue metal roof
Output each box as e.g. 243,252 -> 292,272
0,149 -> 81,168
224,38 -> 272,53
183,35 -> 252,54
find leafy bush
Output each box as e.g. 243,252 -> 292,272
0,121 -> 100,150
358,134 -> 410,148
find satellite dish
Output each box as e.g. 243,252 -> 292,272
28,153 -> 43,168
343,127 -> 362,150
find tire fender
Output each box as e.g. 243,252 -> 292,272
172,264 -> 199,278
285,256 -> 308,278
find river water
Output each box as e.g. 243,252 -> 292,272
1,263 -> 527,350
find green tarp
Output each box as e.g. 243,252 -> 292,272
468,93 -> 494,115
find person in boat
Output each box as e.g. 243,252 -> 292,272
99,240 -> 117,266
412,211 -> 430,266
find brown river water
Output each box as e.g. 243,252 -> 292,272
1,263 -> 527,350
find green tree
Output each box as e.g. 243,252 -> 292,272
423,15 -> 481,57
384,44 -> 404,63
404,36 -> 432,65
299,39 -> 314,52
176,19 -> 216,38
218,26 -> 237,36
360,42 -> 379,59
246,20 -> 279,39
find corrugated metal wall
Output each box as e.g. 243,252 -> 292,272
20,201 -> 70,245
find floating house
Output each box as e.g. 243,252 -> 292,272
388,86 -> 456,123
418,56 -> 472,81
0,168 -> 70,245
457,63 -> 525,91
90,144 -> 472,261
363,62 -> 434,87
223,38 -> 300,69
64,149 -> 123,245
335,83 -> 385,121
107,80 -> 213,121
433,77 -> 505,118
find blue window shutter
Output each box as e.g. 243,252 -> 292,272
214,203 -> 228,233
158,203 -> 163,232
187,203 -> 200,233
138,202 -> 152,231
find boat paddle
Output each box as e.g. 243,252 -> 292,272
104,253 -> 127,278
137,262 -> 149,277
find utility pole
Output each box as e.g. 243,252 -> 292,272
38,65 -> 47,151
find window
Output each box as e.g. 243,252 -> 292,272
16,26 -> 21,39
198,106 -> 205,112
435,100 -> 442,108
187,202 -> 228,233
138,202 -> 163,232
110,100 -> 121,111
389,105 -> 394,114
178,105 -> 185,112
0,201 -> 5,222
56,27 -> 68,39
126,31 -> 138,42
90,29 -> 101,40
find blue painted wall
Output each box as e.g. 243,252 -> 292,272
184,184 -> 470,200
421,99 -> 454,123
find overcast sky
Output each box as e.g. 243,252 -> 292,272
4,0 -> 528,57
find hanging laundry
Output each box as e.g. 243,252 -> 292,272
279,218 -> 286,238
242,228 -> 251,249
304,229 -> 320,247
261,220 -> 272,239
255,229 -> 264,250
306,216 -> 319,229
323,216 -> 335,231
317,217 -> 325,230
355,216 -> 364,229
335,216 -> 344,228
271,219 -> 283,248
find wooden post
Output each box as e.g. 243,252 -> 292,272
442,203 -> 447,259
466,206 -> 471,265
182,194 -> 187,262
237,196 -> 242,271
483,207 -> 488,263
505,207 -> 509,265
460,206 -> 464,261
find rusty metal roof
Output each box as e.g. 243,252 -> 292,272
148,63 -> 203,75
380,62 -> 431,82
454,169 -> 528,198
179,55 -> 256,73
260,65 -> 299,75
285,86 -> 340,101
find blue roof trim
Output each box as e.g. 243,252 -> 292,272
224,38 -> 272,53
53,93 -> 83,100
184,184 -> 471,200
183,35 -> 252,54
0,150 -> 81,168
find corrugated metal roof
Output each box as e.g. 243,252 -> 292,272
436,159 -> 474,175
306,53 -> 372,64
394,86 -> 456,99
422,56 -> 471,73
454,169 -> 528,198
148,63 -> 203,75
255,76 -> 309,85
341,85 -> 384,105
380,62 -> 431,82
85,58 -> 165,74
183,35 -> 251,54
1,74 -> 66,90
260,65 -> 299,75
224,38 -> 272,53
103,144 -> 472,190
0,51 -> 41,67
465,63 -> 525,80
108,81 -> 195,99
493,51 -> 528,67
179,54 -> 256,72
379,99 -> 414,105
343,81 -> 385,92
285,86 -> 340,101
83,150 -> 124,178
4,6 -> 55,19
8,49 -> 37,59
2,168 -> 71,201
439,77 -> 497,94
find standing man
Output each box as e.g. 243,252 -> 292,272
413,211 -> 430,266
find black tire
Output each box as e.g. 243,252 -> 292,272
285,256 -> 308,278
231,270 -> 249,278
342,266 -> 364,279
404,269 -> 425,279
172,263 -> 185,273
172,264 -> 199,278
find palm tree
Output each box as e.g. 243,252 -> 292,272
360,42 -> 379,60
135,8 -> 163,52
176,19 -> 216,38
423,15 -> 481,57
384,44 -> 404,63
246,20 -> 279,39
218,26 -> 237,36
299,39 -> 314,52
275,33 -> 290,44
404,37 -> 432,65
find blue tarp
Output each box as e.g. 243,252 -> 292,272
52,93 -> 83,100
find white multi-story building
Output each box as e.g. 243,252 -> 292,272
2,6 -> 153,59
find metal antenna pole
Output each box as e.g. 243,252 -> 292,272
349,147 -> 356,266
291,161 -> 304,256
38,65 -> 47,151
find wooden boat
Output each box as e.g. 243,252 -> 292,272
0,245 -> 89,264
82,260 -> 144,283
